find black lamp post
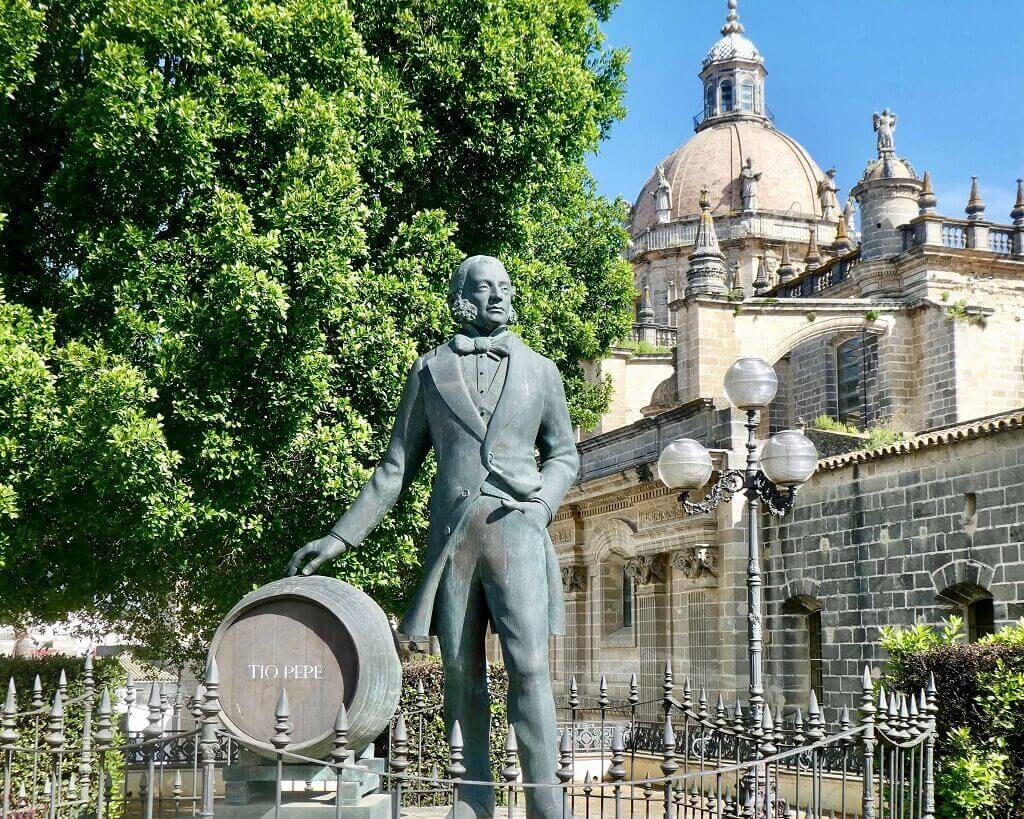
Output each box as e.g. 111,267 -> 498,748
656,357 -> 818,721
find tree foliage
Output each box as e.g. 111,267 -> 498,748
0,0 -> 633,662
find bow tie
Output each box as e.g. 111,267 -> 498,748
451,333 -> 512,360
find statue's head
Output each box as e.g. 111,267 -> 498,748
744,157 -> 753,169
449,255 -> 517,333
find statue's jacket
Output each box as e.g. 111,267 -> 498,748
331,332 -> 580,638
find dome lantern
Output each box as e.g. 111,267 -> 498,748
698,1 -> 769,132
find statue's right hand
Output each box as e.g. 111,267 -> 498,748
286,535 -> 347,577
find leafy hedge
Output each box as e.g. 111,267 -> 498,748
386,656 -> 509,801
880,618 -> 1024,818
0,655 -> 127,811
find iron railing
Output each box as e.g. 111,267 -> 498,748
0,654 -> 937,819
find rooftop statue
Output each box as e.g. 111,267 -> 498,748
873,108 -> 897,155
739,156 -> 761,212
288,255 -> 579,819
818,168 -> 839,221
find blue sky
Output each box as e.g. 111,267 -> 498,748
587,0 -> 1024,220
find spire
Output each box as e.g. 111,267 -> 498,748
776,243 -> 795,283
833,212 -> 853,254
721,0 -> 743,35
803,226 -> 822,270
686,188 -> 729,298
752,257 -> 770,294
918,170 -> 937,215
1011,178 -> 1024,226
965,176 -> 985,221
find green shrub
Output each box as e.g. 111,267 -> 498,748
615,339 -> 670,355
936,727 -> 1009,819
880,619 -> 1024,816
811,415 -> 905,450
391,656 -> 510,804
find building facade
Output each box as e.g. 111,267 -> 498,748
553,0 -> 1024,719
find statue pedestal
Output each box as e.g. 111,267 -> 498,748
218,749 -> 391,819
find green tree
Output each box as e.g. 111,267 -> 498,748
0,0 -> 632,662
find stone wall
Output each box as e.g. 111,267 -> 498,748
763,422 -> 1024,718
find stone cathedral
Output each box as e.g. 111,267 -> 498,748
549,0 -> 1024,718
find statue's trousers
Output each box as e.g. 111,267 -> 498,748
433,495 -> 561,819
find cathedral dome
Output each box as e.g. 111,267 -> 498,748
630,119 -> 828,237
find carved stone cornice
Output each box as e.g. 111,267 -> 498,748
560,565 -> 587,594
577,483 -> 675,519
671,546 -> 719,580
623,554 -> 668,586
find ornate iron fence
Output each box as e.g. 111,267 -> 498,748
0,654 -> 936,819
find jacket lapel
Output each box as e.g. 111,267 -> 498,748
482,333 -> 528,458
426,343 -> 488,441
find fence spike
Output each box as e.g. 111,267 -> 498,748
697,688 -> 708,720
791,707 -> 804,744
761,705 -> 777,755
95,688 -> 114,749
271,689 -> 291,751
714,694 -> 726,724
556,728 -> 573,784
31,674 -> 43,710
1,679 -> 17,746
57,669 -> 67,700
568,676 -> 579,711
599,676 -> 609,710
172,769 -> 183,799
146,682 -> 163,740
446,720 -> 466,781
628,673 -> 639,707
608,725 -> 626,782
389,712 -> 409,773
331,703 -> 348,766
682,677 -> 692,711
659,714 -> 677,777
125,673 -> 136,711
45,690 -> 64,750
662,660 -> 674,713
500,725 -> 520,783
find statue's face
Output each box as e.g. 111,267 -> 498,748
462,259 -> 513,333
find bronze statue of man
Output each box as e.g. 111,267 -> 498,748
287,255 -> 579,819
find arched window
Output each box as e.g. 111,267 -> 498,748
720,80 -> 733,113
740,80 -> 754,112
941,581 -> 996,642
705,82 -> 715,118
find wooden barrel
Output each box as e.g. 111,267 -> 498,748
208,576 -> 402,759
